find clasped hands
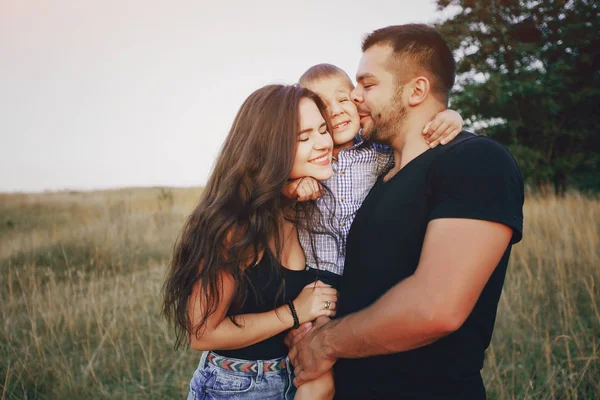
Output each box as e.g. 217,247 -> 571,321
286,316 -> 337,387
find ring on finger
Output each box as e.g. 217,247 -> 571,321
325,300 -> 331,310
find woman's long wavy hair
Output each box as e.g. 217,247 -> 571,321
162,84 -> 334,349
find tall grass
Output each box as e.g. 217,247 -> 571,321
1,188 -> 598,399
0,188 -> 202,399
484,191 -> 600,399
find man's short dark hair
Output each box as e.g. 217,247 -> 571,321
362,24 -> 456,104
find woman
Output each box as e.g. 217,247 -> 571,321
162,84 -> 338,399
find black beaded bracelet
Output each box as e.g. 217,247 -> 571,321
287,300 -> 300,329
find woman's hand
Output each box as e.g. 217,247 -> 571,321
292,281 -> 337,323
422,109 -> 464,148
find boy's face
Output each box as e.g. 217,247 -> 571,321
305,75 -> 361,149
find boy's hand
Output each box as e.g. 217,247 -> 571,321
282,177 -> 324,202
422,109 -> 463,148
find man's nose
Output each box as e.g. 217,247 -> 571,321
351,86 -> 363,104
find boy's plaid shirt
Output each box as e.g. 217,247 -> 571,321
298,134 -> 393,276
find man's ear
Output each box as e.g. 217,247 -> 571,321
407,76 -> 430,106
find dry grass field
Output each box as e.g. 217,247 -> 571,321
0,187 -> 598,399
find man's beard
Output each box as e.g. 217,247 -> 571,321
364,86 -> 407,145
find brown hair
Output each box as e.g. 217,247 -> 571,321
362,24 -> 456,105
298,63 -> 354,89
162,84 -> 332,349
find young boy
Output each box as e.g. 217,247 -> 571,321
286,64 -> 463,284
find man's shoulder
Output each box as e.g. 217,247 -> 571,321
434,131 -> 519,169
438,131 -> 497,152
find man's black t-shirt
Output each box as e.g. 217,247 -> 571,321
334,132 -> 524,399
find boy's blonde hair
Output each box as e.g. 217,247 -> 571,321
298,63 -> 354,89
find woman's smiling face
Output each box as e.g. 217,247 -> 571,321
289,97 -> 334,181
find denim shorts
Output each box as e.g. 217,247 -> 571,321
187,351 -> 296,400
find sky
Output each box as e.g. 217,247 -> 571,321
0,0 -> 445,192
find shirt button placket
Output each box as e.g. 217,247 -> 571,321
338,154 -> 345,227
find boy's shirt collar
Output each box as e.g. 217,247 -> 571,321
353,131 -> 365,146
333,130 -> 367,161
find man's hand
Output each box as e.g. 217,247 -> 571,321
285,321 -> 313,349
282,177 -> 324,202
288,316 -> 337,387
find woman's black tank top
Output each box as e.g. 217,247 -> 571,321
213,252 -> 314,360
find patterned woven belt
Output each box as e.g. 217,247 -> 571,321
207,352 -> 287,373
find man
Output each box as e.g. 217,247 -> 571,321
288,24 -> 524,399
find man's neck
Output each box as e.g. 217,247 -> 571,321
383,108 -> 441,182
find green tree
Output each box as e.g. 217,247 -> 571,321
435,0 -> 599,194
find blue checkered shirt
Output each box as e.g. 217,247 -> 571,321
298,134 -> 393,275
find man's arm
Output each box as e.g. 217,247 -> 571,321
291,217 -> 513,384
326,218 -> 511,354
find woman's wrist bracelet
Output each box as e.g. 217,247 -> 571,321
287,300 -> 300,329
